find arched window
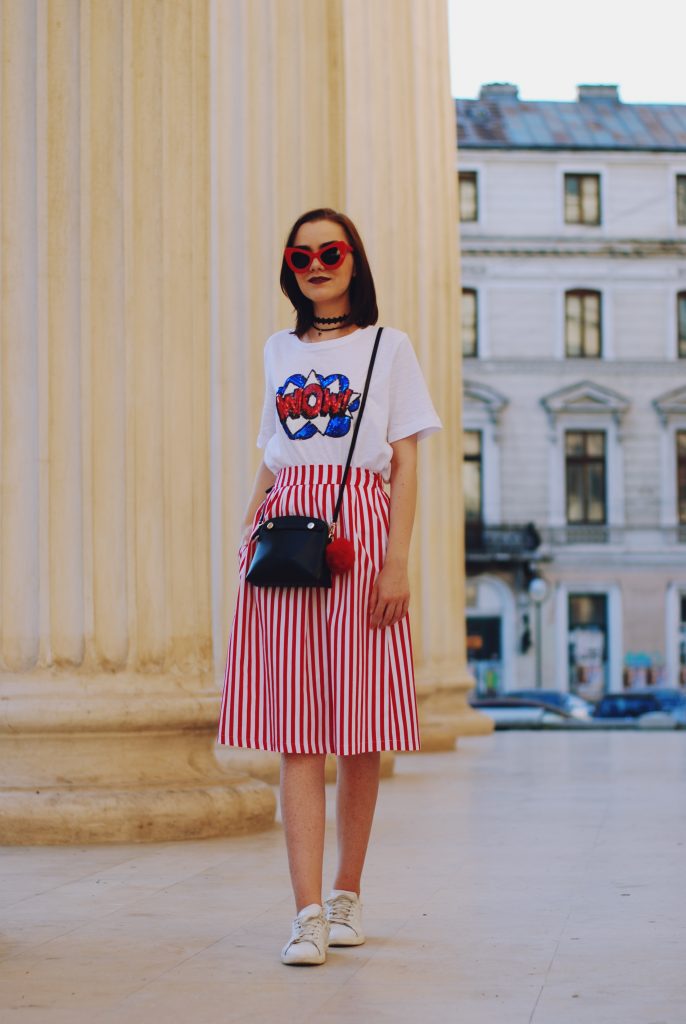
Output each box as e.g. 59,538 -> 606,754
565,289 -> 602,358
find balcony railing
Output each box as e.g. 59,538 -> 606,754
466,521 -> 541,561
538,525 -> 686,547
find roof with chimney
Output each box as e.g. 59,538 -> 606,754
456,84 -> 686,152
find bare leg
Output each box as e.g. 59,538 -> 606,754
333,752 -> 381,894
280,753 -> 327,912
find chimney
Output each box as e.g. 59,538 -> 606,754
577,84 -> 621,103
478,83 -> 520,101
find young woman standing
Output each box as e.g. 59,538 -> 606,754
217,208 -> 442,965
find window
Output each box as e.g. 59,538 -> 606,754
568,593 -> 608,698
678,292 -> 686,358
463,430 -> 482,522
677,176 -> 686,226
459,172 -> 478,222
565,431 -> 606,524
461,288 -> 478,357
564,173 -> 601,225
565,290 -> 602,357
678,431 -> 686,524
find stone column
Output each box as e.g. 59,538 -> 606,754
0,0 -> 274,843
211,0 -> 490,771
340,0 -> 490,747
1,0 -> 487,847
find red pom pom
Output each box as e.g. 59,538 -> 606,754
325,537 -> 355,575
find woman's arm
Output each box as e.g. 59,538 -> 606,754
368,435 -> 417,629
239,459 -> 277,545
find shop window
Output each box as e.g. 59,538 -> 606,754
568,592 -> 608,699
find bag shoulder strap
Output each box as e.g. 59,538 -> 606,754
330,325 -> 383,528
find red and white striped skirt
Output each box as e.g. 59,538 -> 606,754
216,464 -> 420,754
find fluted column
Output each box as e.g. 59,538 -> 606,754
341,0 -> 489,745
1,0 -> 40,672
211,0 -> 489,763
0,0 -> 274,844
0,0 -> 486,848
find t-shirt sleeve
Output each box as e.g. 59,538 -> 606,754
256,342 -> 277,448
387,333 -> 443,443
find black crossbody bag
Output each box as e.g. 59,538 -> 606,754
245,326 -> 383,588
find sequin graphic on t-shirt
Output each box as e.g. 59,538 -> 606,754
275,370 -> 361,440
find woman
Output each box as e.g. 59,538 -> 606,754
217,208 -> 442,965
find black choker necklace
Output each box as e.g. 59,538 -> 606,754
308,320 -> 355,340
313,313 -> 350,324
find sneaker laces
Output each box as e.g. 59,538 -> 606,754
326,893 -> 357,924
289,912 -> 327,952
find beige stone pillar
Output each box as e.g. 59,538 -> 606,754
340,0 -> 491,746
1,0 -> 488,847
0,0 -> 274,844
210,0 -> 490,766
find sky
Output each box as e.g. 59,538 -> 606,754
448,0 -> 686,105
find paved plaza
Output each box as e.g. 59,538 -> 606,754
1,730 -> 685,1023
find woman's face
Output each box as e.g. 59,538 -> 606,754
290,219 -> 355,306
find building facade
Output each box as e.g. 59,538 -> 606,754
457,83 -> 686,698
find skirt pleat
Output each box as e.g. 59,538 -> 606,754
216,464 -> 420,754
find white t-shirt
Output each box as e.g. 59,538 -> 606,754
256,325 -> 442,483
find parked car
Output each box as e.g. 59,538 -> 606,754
467,694 -> 582,729
591,691 -> 686,728
506,689 -> 594,720
630,689 -> 686,727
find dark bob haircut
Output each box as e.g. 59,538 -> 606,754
280,208 -> 378,338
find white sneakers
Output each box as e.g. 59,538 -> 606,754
281,891 -> 365,965
281,904 -> 330,965
324,889 -> 365,946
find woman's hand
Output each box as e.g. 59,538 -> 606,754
368,560 -> 410,629
238,462 -> 276,550
369,436 -> 416,628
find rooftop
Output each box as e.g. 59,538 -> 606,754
1,731 -> 683,1022
457,83 -> 686,152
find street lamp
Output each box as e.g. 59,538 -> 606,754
528,576 -> 549,689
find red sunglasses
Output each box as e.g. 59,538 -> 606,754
284,241 -> 354,274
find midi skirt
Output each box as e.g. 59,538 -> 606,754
216,464 -> 421,755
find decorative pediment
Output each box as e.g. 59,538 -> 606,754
463,380 -> 509,424
540,380 -> 630,426
653,385 -> 686,425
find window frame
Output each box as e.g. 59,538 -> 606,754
461,287 -> 478,358
677,429 -> 686,525
463,428 -> 483,523
678,291 -> 686,359
677,174 -> 686,227
564,429 -> 608,526
564,172 -> 602,226
564,289 -> 603,358
554,583 -> 622,695
458,170 -> 479,223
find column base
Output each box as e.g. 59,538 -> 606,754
414,660 -> 494,752
0,672 -> 276,845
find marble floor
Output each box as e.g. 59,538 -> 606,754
2,731 -> 686,1024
